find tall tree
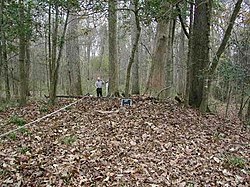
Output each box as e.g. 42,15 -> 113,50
145,20 -> 169,95
66,14 -> 82,95
188,0 -> 212,110
108,0 -> 119,96
145,1 -> 176,97
48,2 -> 69,104
0,0 -> 3,96
124,0 -> 141,97
131,0 -> 140,95
165,16 -> 175,97
18,0 -> 27,106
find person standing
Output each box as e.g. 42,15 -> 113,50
95,77 -> 104,97
105,80 -> 109,96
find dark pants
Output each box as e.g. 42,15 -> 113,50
96,88 -> 102,97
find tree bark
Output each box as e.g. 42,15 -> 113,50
165,17 -> 175,97
0,0 -> 2,81
145,2 -> 175,97
25,39 -> 30,97
131,0 -> 140,95
124,0 -> 141,97
225,83 -> 232,117
66,14 -> 82,95
185,1 -> 194,105
238,82 -> 245,118
108,0 -> 119,97
245,98 -> 250,124
188,0 -> 211,110
19,0 -> 27,106
49,2 -> 70,104
177,25 -> 186,97
145,20 -> 169,95
99,24 -> 107,74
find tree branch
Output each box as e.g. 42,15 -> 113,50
176,4 -> 189,39
209,0 -> 243,75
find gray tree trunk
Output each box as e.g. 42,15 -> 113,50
176,18 -> 187,97
185,1 -> 194,105
99,24 -> 107,74
108,0 -> 119,96
245,99 -> 250,124
48,3 -> 69,104
165,18 -> 175,97
124,0 -> 141,97
66,14 -> 82,95
25,40 -> 30,97
131,0 -> 140,95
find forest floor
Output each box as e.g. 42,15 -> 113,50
0,97 -> 249,186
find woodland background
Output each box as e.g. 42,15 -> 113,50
0,0 -> 250,186
0,0 -> 249,120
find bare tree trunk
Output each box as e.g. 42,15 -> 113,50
1,0 -> 10,101
47,3 -> 52,96
145,20 -> 169,95
108,0 -> 119,97
165,17 -> 175,97
225,83 -> 232,117
245,98 -> 250,124
189,0 -> 211,112
201,0 -> 243,111
185,1 -> 194,105
238,82 -> 245,118
66,14 -> 82,95
25,40 -> 30,97
49,2 -> 59,104
48,3 -> 70,104
176,2 -> 188,97
0,0 -> 9,100
3,41 -> 10,100
131,0 -> 140,95
99,24 -> 107,74
0,0 -> 2,84
19,0 -> 27,106
124,0 -> 141,97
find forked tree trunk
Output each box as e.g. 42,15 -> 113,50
48,3 -> 69,104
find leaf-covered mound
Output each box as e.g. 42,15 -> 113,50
0,97 -> 249,186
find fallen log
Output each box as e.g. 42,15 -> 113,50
44,93 -> 91,99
